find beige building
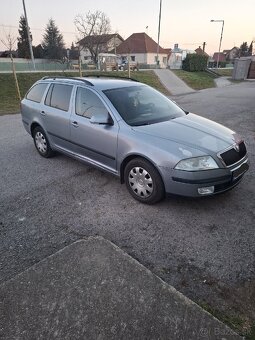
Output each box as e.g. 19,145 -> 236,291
77,34 -> 124,63
115,32 -> 169,68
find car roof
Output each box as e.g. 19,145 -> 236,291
39,76 -> 144,91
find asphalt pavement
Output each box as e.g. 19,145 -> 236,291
0,81 -> 255,335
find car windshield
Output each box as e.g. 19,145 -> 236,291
103,85 -> 185,126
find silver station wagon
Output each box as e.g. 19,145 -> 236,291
21,76 -> 249,204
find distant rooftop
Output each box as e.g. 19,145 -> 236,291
116,32 -> 168,54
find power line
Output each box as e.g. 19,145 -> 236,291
0,24 -> 77,35
161,41 -> 204,46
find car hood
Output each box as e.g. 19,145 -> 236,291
132,113 -> 236,153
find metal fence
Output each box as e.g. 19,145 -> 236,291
0,58 -> 77,72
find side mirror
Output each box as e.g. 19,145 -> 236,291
90,112 -> 113,125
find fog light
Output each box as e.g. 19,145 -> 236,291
198,186 -> 215,195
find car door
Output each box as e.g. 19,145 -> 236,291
69,86 -> 119,172
42,83 -> 74,151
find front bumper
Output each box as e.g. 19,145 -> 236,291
160,157 -> 249,197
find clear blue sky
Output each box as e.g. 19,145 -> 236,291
1,0 -> 254,55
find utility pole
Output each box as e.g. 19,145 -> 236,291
210,19 -> 224,68
156,0 -> 162,68
202,42 -> 206,52
22,0 -> 35,70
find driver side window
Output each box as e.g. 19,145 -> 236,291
75,87 -> 107,119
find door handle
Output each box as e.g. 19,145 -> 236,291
40,110 -> 46,115
71,121 -> 79,128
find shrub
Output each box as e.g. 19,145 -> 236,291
182,54 -> 208,72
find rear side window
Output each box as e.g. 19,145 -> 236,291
75,87 -> 108,118
26,83 -> 48,103
45,84 -> 73,111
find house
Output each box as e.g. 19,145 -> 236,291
223,47 -> 240,62
195,46 -> 209,58
115,32 -> 169,68
212,52 -> 226,63
168,44 -> 195,69
77,33 -> 124,63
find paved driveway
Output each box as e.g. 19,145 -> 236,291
0,81 -> 254,332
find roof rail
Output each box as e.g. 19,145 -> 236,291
41,76 -> 94,86
83,74 -> 140,82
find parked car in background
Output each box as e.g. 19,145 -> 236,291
21,76 -> 249,204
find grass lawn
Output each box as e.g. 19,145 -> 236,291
172,70 -> 217,90
211,68 -> 233,77
0,70 -> 170,115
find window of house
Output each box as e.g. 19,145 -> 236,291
154,56 -> 158,62
75,87 -> 108,119
45,84 -> 73,112
163,57 -> 167,64
26,83 -> 48,103
131,56 -> 136,62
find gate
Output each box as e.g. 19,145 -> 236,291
248,61 -> 255,79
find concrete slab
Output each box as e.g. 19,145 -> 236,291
214,77 -> 232,87
154,69 -> 195,95
0,237 -> 242,340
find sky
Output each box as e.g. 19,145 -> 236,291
0,0 -> 254,55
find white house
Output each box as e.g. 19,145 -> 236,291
115,32 -> 169,68
168,44 -> 195,69
77,33 -> 124,63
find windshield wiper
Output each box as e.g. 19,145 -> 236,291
132,122 -> 152,126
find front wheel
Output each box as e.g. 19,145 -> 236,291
33,126 -> 54,158
124,158 -> 165,204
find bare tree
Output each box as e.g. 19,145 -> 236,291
0,31 -> 21,101
0,31 -> 17,55
74,10 -> 111,64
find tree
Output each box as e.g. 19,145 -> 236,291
0,31 -> 16,56
239,42 -> 249,57
33,44 -> 44,59
42,18 -> 65,60
69,42 -> 79,60
248,41 -> 253,56
74,10 -> 111,64
0,31 -> 21,100
17,15 -> 32,58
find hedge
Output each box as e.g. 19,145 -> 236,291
182,54 -> 208,72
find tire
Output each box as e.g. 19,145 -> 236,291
33,126 -> 54,158
124,158 -> 165,204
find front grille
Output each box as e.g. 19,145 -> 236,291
220,142 -> 247,166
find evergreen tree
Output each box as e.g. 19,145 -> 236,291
33,44 -> 44,58
239,42 -> 249,57
17,15 -> 32,58
42,18 -> 65,60
248,41 -> 253,56
69,42 -> 79,59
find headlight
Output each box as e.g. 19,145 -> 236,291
175,156 -> 219,171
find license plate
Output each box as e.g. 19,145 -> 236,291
232,163 -> 249,180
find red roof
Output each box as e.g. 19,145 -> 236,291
212,52 -> 226,62
195,47 -> 209,57
116,32 -> 167,54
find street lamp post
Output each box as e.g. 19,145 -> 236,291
211,19 -> 224,69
